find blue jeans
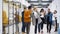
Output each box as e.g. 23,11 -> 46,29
22,22 -> 25,32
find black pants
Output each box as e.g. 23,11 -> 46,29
47,21 -> 52,32
55,20 -> 57,31
35,19 -> 41,33
41,18 -> 45,30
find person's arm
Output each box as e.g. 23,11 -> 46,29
30,11 -> 34,17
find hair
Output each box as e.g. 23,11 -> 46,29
40,9 -> 44,12
55,10 -> 57,13
24,7 -> 26,9
28,6 -> 32,9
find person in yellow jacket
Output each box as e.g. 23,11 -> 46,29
24,6 -> 32,34
2,10 -> 8,34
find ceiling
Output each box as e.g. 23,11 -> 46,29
27,0 -> 53,8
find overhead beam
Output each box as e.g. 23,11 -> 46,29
31,4 -> 49,6
38,6 -> 47,8
31,4 -> 49,8
28,0 -> 52,3
41,1 -> 52,3
28,1 -> 39,3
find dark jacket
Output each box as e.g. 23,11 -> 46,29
22,11 -> 24,22
47,12 -> 53,23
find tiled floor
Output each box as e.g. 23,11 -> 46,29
5,22 -> 58,34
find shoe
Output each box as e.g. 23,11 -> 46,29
41,31 -> 43,34
35,33 -> 37,34
54,30 -> 57,32
22,32 -> 25,34
47,30 -> 48,33
54,29 -> 57,32
38,32 -> 40,34
49,31 -> 51,33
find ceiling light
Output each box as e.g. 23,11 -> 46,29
42,0 -> 49,1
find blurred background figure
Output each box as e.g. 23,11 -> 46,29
52,10 -> 57,32
22,7 -> 27,34
2,10 -> 8,34
15,7 -> 20,34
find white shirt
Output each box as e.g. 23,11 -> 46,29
52,14 -> 57,20
33,11 -> 39,18
40,12 -> 44,18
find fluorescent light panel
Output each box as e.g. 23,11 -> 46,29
31,0 -> 38,1
42,0 -> 49,1
41,3 -> 48,5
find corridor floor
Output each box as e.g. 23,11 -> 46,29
5,22 -> 58,34
19,23 -> 58,34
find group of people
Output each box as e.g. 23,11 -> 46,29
21,6 -> 58,34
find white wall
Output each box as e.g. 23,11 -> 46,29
0,0 -> 2,34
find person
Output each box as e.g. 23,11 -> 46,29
52,10 -> 57,32
47,8 -> 53,33
22,7 -> 27,34
24,6 -> 32,34
2,10 -> 8,34
15,10 -> 19,34
32,7 -> 42,34
40,9 -> 45,33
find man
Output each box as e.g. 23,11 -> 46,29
22,7 -> 27,34
15,8 -> 19,34
47,8 -> 53,33
24,6 -> 32,34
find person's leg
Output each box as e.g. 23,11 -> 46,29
55,20 -> 57,32
15,22 -> 19,34
49,22 -> 52,33
41,22 -> 43,34
41,18 -> 44,31
16,22 -> 18,32
26,23 -> 30,34
47,22 -> 49,33
22,22 -> 25,33
35,19 -> 38,34
38,23 -> 40,34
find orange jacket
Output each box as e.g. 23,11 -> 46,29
24,10 -> 32,23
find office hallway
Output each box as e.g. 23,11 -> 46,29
1,0 -> 60,34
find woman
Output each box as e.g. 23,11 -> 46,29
40,9 -> 45,33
